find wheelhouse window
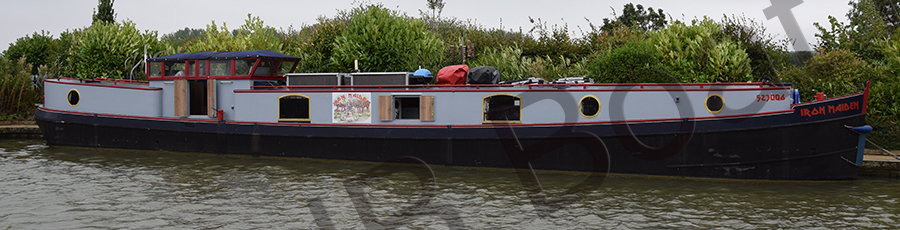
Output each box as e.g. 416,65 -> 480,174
197,61 -> 206,76
210,60 -> 231,76
149,62 -> 162,77
164,61 -> 186,76
278,61 -> 297,74
483,94 -> 521,123
279,94 -> 310,122
235,59 -> 255,76
186,61 -> 193,76
254,60 -> 278,76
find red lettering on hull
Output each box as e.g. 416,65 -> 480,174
800,101 -> 861,117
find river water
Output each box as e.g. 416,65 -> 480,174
1,139 -> 898,229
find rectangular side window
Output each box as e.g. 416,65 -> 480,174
395,97 -> 420,120
279,95 -> 310,122
483,95 -> 521,123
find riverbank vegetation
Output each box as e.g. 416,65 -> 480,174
1,1 -> 898,148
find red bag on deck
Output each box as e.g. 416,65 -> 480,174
436,65 -> 469,85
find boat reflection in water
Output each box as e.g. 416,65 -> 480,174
1,139 -> 899,229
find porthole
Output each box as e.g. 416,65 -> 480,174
705,94 -> 724,114
580,95 -> 601,118
67,89 -> 80,107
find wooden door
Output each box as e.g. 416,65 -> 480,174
174,80 -> 188,117
379,96 -> 393,121
420,96 -> 434,121
207,80 -> 216,117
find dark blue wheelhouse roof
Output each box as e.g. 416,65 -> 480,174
148,50 -> 300,62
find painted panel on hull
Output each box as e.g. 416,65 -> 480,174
332,93 -> 372,123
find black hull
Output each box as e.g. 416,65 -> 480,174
35,104 -> 865,181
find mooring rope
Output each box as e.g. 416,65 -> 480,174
866,139 -> 900,161
844,125 -> 900,161
840,156 -> 859,167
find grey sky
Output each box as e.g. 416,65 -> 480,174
1,0 -> 853,53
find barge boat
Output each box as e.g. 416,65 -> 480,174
35,50 -> 872,180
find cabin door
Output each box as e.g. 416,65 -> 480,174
188,80 -> 210,116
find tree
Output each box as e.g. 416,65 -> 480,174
426,0 -> 445,18
721,15 -> 790,79
600,3 -> 667,32
850,0 -> 900,33
70,20 -> 159,79
175,14 -> 282,54
160,27 -> 206,50
816,0 -> 889,60
1,31 -> 62,75
92,0 -> 116,24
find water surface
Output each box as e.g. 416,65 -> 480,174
1,139 -> 898,229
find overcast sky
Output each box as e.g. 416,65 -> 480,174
1,0 -> 853,53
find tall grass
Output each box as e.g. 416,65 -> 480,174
0,57 -> 41,121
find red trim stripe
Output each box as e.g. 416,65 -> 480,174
148,76 -> 286,81
38,107 -> 793,128
236,87 -> 792,94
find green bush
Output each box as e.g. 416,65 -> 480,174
867,79 -> 900,149
0,57 -> 40,120
721,15 -> 790,79
584,25 -> 648,54
779,50 -> 880,101
293,18 -> 347,73
652,18 -> 753,83
589,40 -> 671,83
70,20 -> 160,79
331,5 -> 445,72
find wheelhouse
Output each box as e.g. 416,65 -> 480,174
145,50 -> 301,118
146,50 -> 299,81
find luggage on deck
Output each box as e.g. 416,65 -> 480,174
436,65 -> 469,85
466,66 -> 500,84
